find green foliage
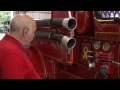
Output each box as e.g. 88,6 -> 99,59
0,11 -> 11,30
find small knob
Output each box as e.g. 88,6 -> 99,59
88,61 -> 95,69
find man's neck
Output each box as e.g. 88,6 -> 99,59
8,32 -> 25,46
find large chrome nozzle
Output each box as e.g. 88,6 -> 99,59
61,36 -> 76,49
62,17 -> 77,30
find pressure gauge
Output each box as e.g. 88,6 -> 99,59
94,41 -> 101,49
103,42 -> 110,51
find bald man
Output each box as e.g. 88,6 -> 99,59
0,14 -> 40,79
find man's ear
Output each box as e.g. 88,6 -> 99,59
23,27 -> 29,37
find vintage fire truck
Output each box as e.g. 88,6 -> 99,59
4,11 -> 120,79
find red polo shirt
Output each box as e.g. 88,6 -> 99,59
0,34 -> 40,79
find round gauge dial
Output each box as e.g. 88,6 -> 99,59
103,42 -> 110,51
94,41 -> 101,49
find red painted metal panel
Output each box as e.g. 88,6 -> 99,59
31,11 -> 120,79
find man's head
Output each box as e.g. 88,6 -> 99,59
9,14 -> 36,47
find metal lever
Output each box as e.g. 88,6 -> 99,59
99,60 -> 120,66
112,61 -> 120,66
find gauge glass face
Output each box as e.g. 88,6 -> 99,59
103,42 -> 110,51
94,41 -> 101,49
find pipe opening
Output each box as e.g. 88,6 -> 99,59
67,38 -> 76,49
68,18 -> 76,30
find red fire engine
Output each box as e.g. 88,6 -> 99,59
5,11 -> 120,79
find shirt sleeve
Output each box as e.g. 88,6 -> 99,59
1,53 -> 28,79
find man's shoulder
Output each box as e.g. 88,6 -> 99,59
0,40 -> 21,55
